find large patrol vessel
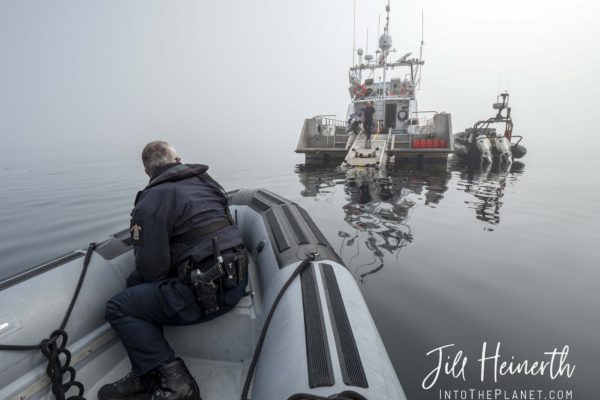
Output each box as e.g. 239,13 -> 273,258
296,1 -> 453,168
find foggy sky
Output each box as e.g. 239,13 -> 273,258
1,0 -> 599,165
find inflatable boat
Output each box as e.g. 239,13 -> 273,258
453,92 -> 526,165
0,189 -> 406,400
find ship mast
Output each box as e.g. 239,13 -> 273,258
417,9 -> 425,89
352,0 -> 356,67
348,1 -> 425,100
380,0 -> 392,96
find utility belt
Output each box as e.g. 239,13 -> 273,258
177,240 -> 248,315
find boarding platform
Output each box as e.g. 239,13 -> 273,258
342,131 -> 391,169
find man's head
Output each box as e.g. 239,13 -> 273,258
141,141 -> 181,177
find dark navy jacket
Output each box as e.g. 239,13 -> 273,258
130,163 -> 243,282
363,105 -> 376,124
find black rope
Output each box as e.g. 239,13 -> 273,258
240,252 -> 317,400
0,242 -> 97,400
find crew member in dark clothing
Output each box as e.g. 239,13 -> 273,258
363,101 -> 376,140
98,141 -> 248,400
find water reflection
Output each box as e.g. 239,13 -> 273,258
454,159 -> 525,226
342,170 -> 416,282
295,158 -> 525,280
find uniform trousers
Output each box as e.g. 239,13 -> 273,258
105,276 -> 246,376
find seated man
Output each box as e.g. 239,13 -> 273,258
99,141 -> 248,400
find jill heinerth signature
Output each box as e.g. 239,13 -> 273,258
422,342 -> 576,390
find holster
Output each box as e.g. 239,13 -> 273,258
178,247 -> 248,315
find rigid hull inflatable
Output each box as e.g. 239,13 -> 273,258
453,92 -> 526,165
0,189 -> 406,400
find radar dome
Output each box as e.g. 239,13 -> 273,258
357,48 -> 364,56
379,33 -> 392,51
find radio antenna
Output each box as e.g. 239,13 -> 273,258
418,9 -> 425,89
384,0 -> 390,34
352,0 -> 356,66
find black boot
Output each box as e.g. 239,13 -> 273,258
151,358 -> 201,400
97,371 -> 156,400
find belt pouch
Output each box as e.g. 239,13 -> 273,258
193,282 -> 219,314
222,254 -> 238,289
236,251 -> 248,283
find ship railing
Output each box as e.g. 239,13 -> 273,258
511,135 -> 523,146
314,115 -> 347,128
356,94 -> 414,101
354,91 -> 415,101
409,111 -> 437,128
379,128 -> 393,167
313,115 -> 350,149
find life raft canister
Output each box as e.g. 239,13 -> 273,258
397,110 -> 408,122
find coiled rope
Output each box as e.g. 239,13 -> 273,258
0,242 -> 97,400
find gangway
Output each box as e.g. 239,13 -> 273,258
342,128 -> 392,169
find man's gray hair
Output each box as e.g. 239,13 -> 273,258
141,141 -> 179,176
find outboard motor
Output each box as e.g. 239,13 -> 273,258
494,136 -> 512,164
475,135 -> 493,164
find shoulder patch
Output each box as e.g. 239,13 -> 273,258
130,219 -> 144,245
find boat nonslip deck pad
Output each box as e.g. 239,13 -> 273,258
229,189 -> 343,267
301,264 -> 335,388
247,189 -> 286,212
266,208 -> 291,253
94,229 -> 133,260
296,206 -> 329,246
250,196 -> 271,212
300,262 -> 369,391
321,264 -> 369,388
288,390 -> 368,400
256,189 -> 286,206
283,205 -> 310,245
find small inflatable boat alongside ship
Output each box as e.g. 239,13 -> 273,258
0,189 -> 406,400
453,92 -> 526,165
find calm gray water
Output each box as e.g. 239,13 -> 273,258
0,147 -> 598,399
